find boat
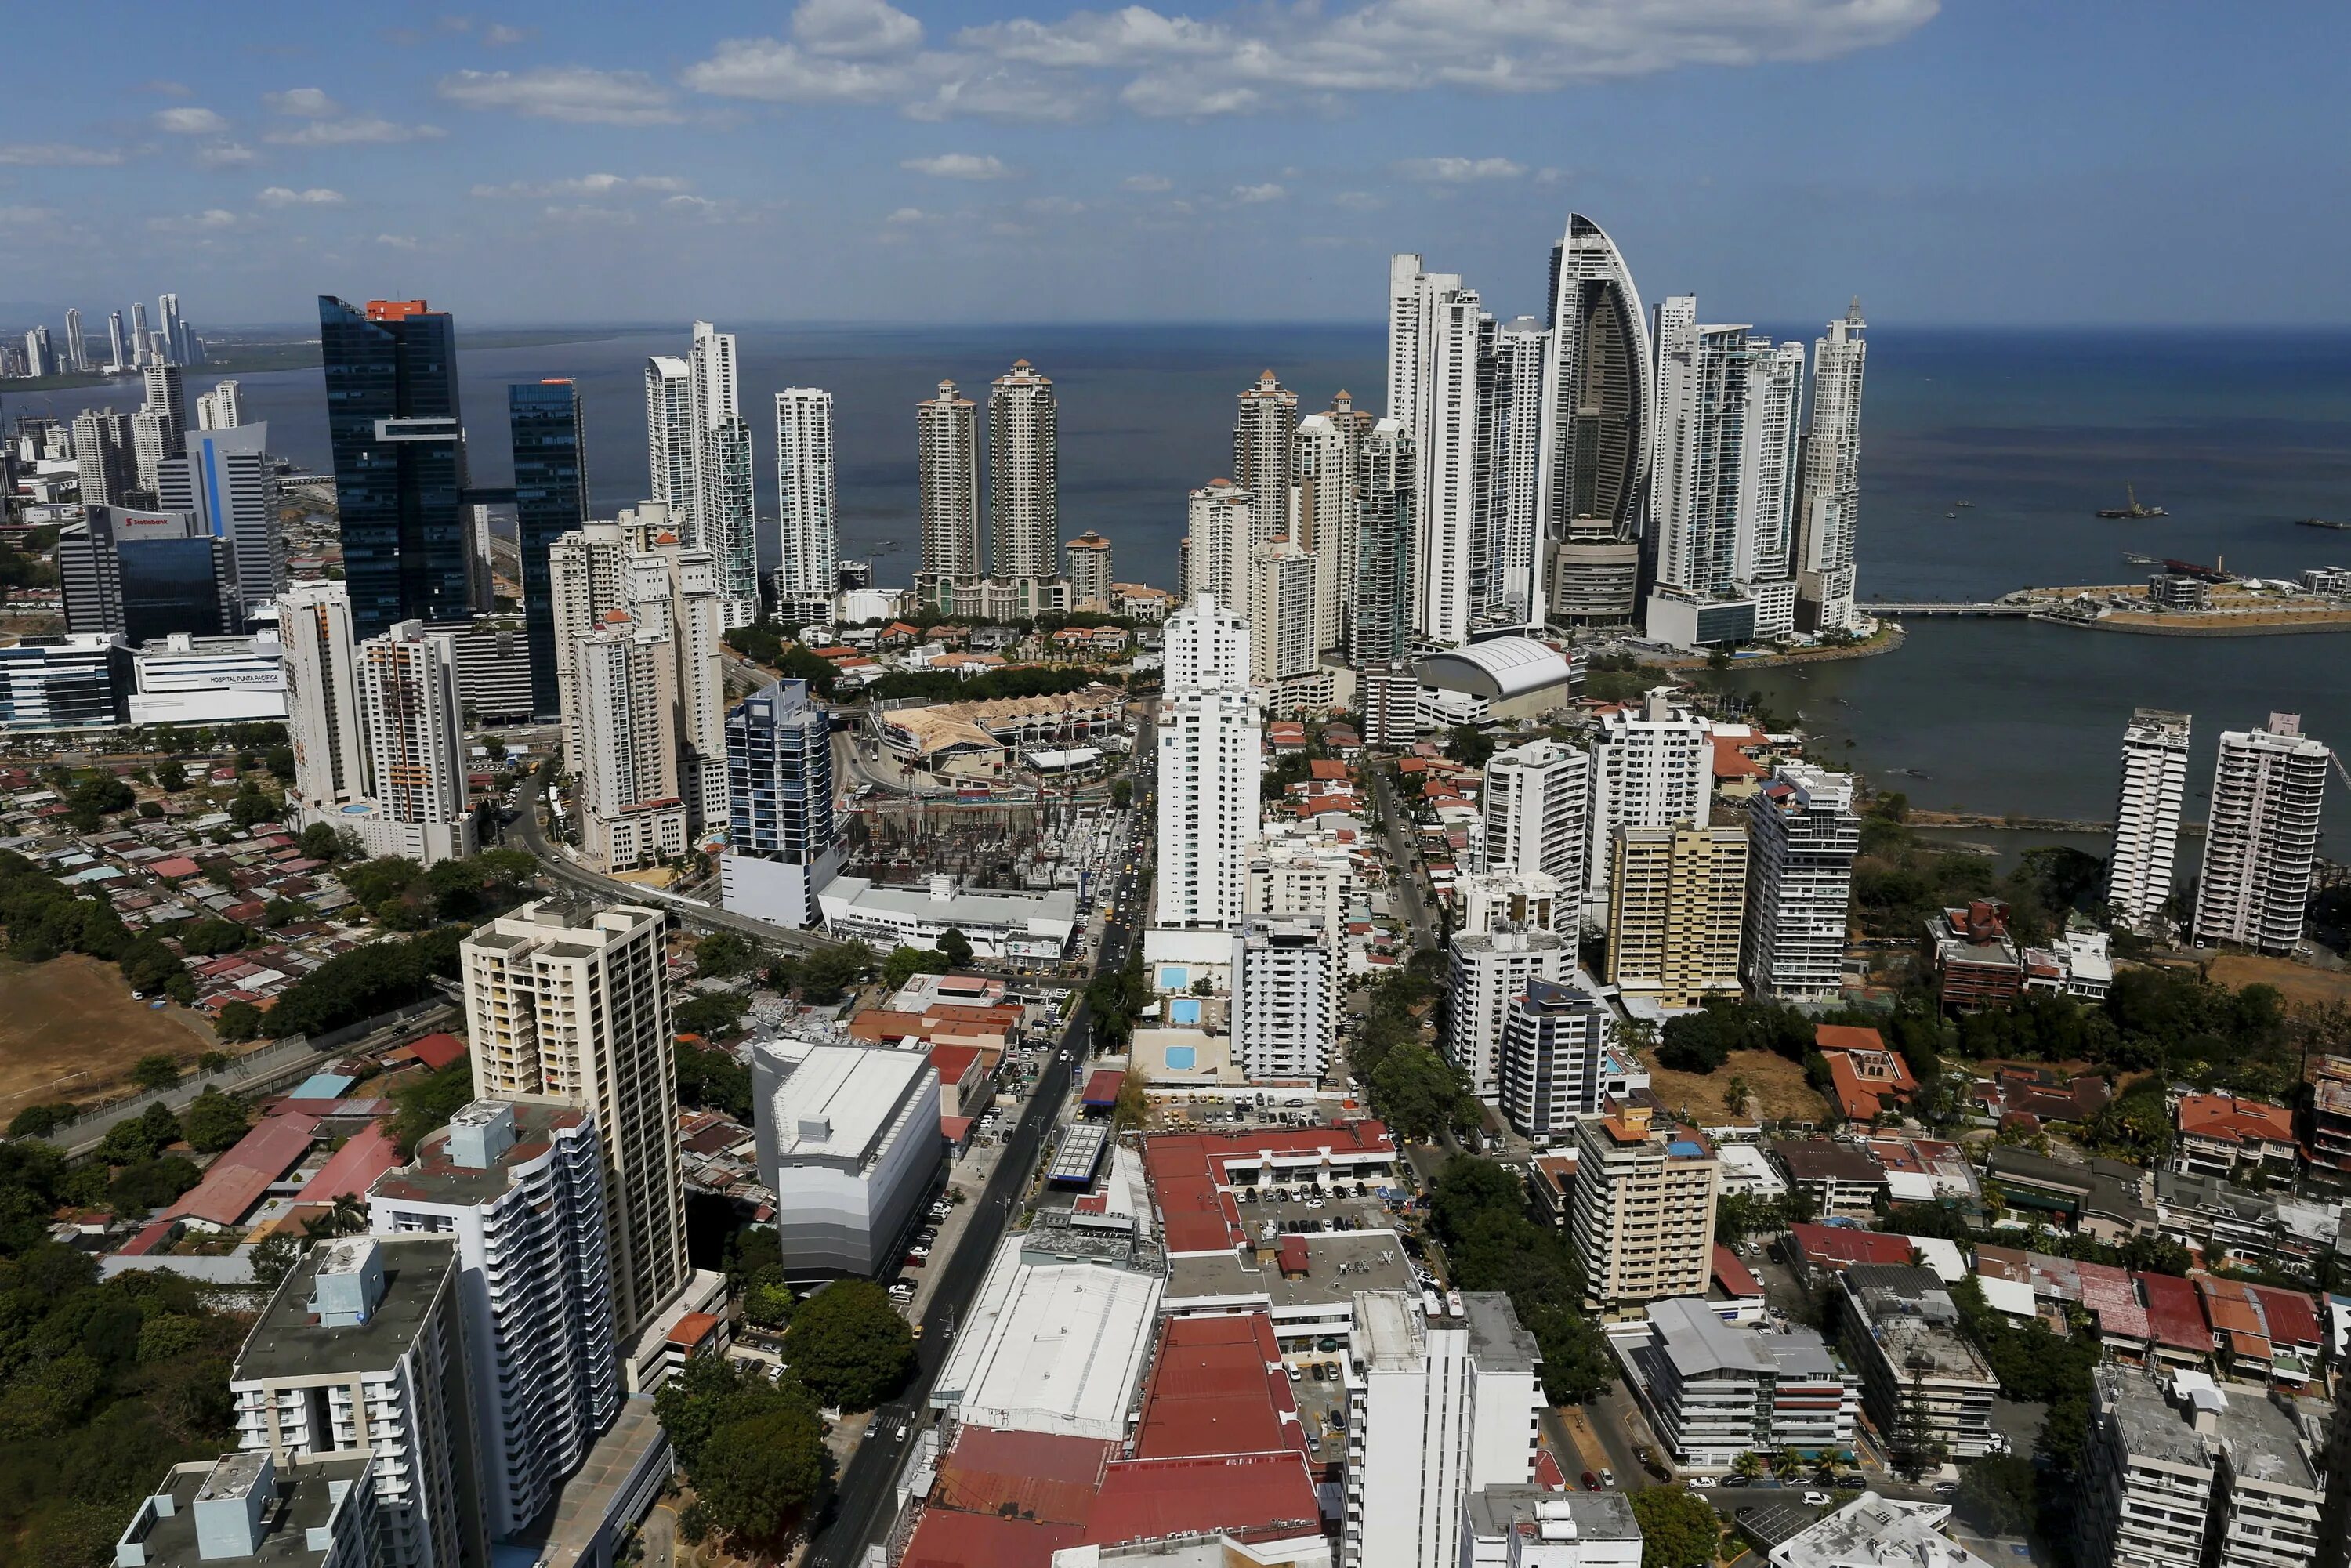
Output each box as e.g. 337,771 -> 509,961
2295,517 -> 2351,531
2096,483 -> 2166,520
1944,511 -> 1958,519
1953,501 -> 1974,509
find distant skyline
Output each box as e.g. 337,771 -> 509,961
3,2 -> 2346,327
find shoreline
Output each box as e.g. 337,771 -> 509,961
2044,611 -> 2351,636
1658,622 -> 1909,672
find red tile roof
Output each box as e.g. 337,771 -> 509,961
1131,1313 -> 1303,1461
930,1428 -> 1110,1524
150,856 -> 202,880
299,1124 -> 402,1204
1788,1222 -> 1913,1272
901,1510 -> 1085,1568
400,1032 -> 465,1071
1142,1121 -> 1395,1255
2134,1271 -> 2215,1353
1712,736 -> 1769,780
163,1111 -> 321,1229
666,1311 -> 723,1349
1711,1244 -> 1766,1300
1814,1024 -> 1886,1053
2175,1095 -> 2297,1147
1089,1452 -> 1321,1548
930,1044 -> 984,1087
1082,1068 -> 1125,1107
2246,1284 -> 2322,1355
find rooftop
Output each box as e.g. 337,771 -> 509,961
1129,1313 -> 1305,1461
114,1452 -> 375,1568
1466,1487 -> 1643,1548
1840,1266 -> 1996,1384
823,875 -> 1078,929
232,1236 -> 455,1385
766,1042 -> 933,1165
1165,1229 -> 1416,1311
370,1099 -> 589,1207
932,1229 -> 1164,1441
1643,1297 -> 1841,1381
1766,1493 -> 1991,1568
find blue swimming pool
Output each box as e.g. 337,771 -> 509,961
1165,1045 -> 1197,1070
1170,997 -> 1202,1026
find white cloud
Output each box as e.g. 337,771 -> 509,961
1393,156 -> 1524,183
197,143 -> 259,167
539,204 -> 637,226
471,172 -> 690,198
903,66 -> 1087,121
257,186 -> 346,205
795,0 -> 923,58
484,23 -> 530,45
376,234 -> 419,249
1121,75 -> 1258,116
1120,172 -> 1171,192
0,143 -> 125,167
682,39 -> 915,104
901,153 -> 1012,180
148,208 -> 240,232
883,205 -> 930,223
1231,182 -> 1284,203
1023,194 -> 1085,215
1331,190 -> 1385,211
266,87 -> 339,117
153,107 -> 229,135
958,7 -> 1228,69
438,67 -> 681,125
1535,166 -> 1570,185
266,116 -> 445,145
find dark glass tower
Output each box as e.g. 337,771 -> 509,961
508,379 -> 589,719
319,296 -> 469,638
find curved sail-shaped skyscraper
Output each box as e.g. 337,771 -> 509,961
1536,214 -> 1654,626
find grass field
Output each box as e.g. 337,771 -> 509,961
0,954 -> 216,1111
1642,1047 -> 1830,1127
2204,953 -> 2351,1010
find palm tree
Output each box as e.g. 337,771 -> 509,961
1770,1449 -> 1802,1482
1724,1077 -> 1753,1117
1731,1451 -> 1766,1482
314,1193 -> 367,1240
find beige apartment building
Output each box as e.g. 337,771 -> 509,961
1606,819 -> 1748,1007
1569,1100 -> 1720,1313
460,898 -> 688,1338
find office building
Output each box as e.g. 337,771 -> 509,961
2193,713 -> 2330,954
196,378 -> 243,431
71,407 -> 133,508
1793,303 -> 1868,633
1297,392 -> 1372,653
1620,1298 -> 1859,1469
1386,256 -> 1483,645
1539,215 -> 1654,627
916,379 -> 981,591
1744,762 -> 1860,999
1181,477 -> 1253,609
58,505 -> 234,643
462,898 -> 689,1338
751,1038 -> 941,1277
1232,918 -> 1335,1082
509,378 -> 589,719
720,677 -> 843,929
319,297 -> 473,636
1462,1489 -> 1643,1568
1235,369 -> 1299,547
1248,539 -> 1318,685
1833,1266 -> 1998,1462
1447,926 -> 1570,1103
1586,687 -> 1710,919
1498,977 -> 1612,1145
158,422 -> 281,617
229,1237 -> 486,1568
113,1451 -> 377,1568
1342,1291 -> 1543,1568
0,635 -> 132,730
1483,737 -> 1591,911
1350,419 -> 1415,668
2109,709 -> 2193,936
1156,593 -> 1261,929
1065,529 -> 1114,607
1607,820 -> 1748,1007
370,1100 -> 618,1542
773,386 -> 838,602
1570,1101 -> 1719,1309
127,633 -> 287,727
989,358 -> 1059,580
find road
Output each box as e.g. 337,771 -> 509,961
510,768 -> 845,955
1368,764 -> 1436,948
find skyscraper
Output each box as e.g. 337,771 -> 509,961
1349,420 -> 1415,668
143,363 -> 187,454
1386,256 -> 1483,646
106,310 -> 127,372
71,407 -> 133,508
319,297 -> 472,637
772,388 -> 839,603
462,897 -> 690,1339
61,307 -> 83,372
643,354 -> 694,521
1297,391 -> 1372,654
194,378 -> 243,431
571,617 -> 687,871
1481,737 -> 1590,915
155,424 -> 280,617
1246,540 -> 1317,686
1480,317 -> 1549,629
1607,820 -> 1748,1007
1180,478 -> 1252,610
1156,594 -> 1260,929
1538,214 -> 1654,627
916,379 -> 980,591
1233,369 -> 1299,547
987,359 -> 1058,580
1570,1101 -> 1719,1309
1794,301 -> 1867,632
1231,919 -> 1335,1082
2108,709 -> 2192,937
1742,762 -> 1860,999
158,294 -> 183,364
720,677 -> 842,929
1065,530 -> 1114,606
508,378 -> 589,719
130,301 -> 150,366
1650,300 -> 1765,601
1446,925 -> 1570,1102
687,322 -> 758,626
1498,978 -> 1612,1145
2193,713 -> 2331,954
1585,686 -> 1709,922
281,581 -> 370,818
130,407 -> 170,491
57,505 -> 234,644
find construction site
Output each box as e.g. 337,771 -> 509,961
845,798 -> 1127,896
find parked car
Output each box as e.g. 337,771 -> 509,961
1599,1469 -> 1614,1488
1581,1472 -> 1599,1492
902,1252 -> 925,1269
1686,1477 -> 1715,1489
1802,1492 -> 1831,1508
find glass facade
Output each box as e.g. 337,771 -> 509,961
0,640 -> 129,730
507,380 -> 588,720
726,679 -> 835,864
118,537 -> 230,646
320,296 -> 469,639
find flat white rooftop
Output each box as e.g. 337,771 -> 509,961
931,1231 -> 1163,1441
770,1043 -> 929,1164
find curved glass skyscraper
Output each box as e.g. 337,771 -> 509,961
1537,214 -> 1654,627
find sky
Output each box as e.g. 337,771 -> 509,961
3,1 -> 2347,330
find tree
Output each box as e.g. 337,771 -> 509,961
1114,1067 -> 1149,1129
796,943 -> 871,1006
296,823 -> 344,862
312,1194 -> 368,1239
180,1092 -> 249,1154
1444,725 -> 1496,770
1954,1454 -> 2035,1537
675,993 -> 748,1041
1730,1450 -> 1765,1481
226,783 -> 281,830
881,945 -> 951,991
742,1280 -> 797,1330
936,927 -> 975,969
1110,779 -> 1132,809
214,1001 -> 263,1043
7,1103 -> 74,1139
676,1041 -> 753,1121
781,1280 -> 915,1410
696,1408 -> 826,1542
389,1055 -> 476,1157
1770,1448 -> 1802,1481
129,1054 -> 181,1092
695,929 -> 759,978
1368,1041 -> 1473,1143
154,759 -> 187,791
1628,1487 -> 1722,1568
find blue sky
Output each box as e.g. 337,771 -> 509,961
2,1 -> 2344,328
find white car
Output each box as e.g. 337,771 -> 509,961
1802,1492 -> 1831,1508
1686,1476 -> 1715,1489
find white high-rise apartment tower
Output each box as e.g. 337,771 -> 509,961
772,388 -> 838,600
917,380 -> 980,587
1232,919 -> 1335,1082
1650,299 -> 1766,598
1447,925 -> 1570,1102
1180,478 -> 1252,610
988,360 -> 1059,580
1155,594 -> 1260,929
130,302 -> 150,366
62,307 -> 83,372
1233,370 -> 1299,547
2109,710 -> 2192,937
1480,317 -> 1549,628
1744,341 -> 1806,587
1794,302 -> 1867,632
1585,686 -> 1710,924
143,361 -> 187,450
71,408 -> 132,508
1064,531 -> 1114,607
687,322 -> 758,626
158,294 -> 182,364
1482,737 -> 1591,921
643,355 -> 694,525
195,379 -> 243,431
1386,255 -> 1482,646
1743,762 -> 1861,998
462,898 -> 690,1339
107,311 -> 127,373
1297,391 -> 1372,654
2193,713 -> 2331,954
281,581 -> 370,818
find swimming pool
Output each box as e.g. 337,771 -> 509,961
1165,1045 -> 1197,1070
1169,997 -> 1202,1026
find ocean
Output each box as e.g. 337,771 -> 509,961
25,321 -> 2351,837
